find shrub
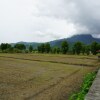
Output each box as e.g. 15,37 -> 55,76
69,71 -> 97,100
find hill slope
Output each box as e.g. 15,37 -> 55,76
11,42 -> 41,49
11,34 -> 100,49
50,34 -> 100,47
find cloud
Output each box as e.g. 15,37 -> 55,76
33,0 -> 100,35
70,0 -> 100,35
0,0 -> 100,43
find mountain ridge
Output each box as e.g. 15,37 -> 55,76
11,34 -> 100,49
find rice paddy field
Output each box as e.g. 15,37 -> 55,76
0,53 -> 99,100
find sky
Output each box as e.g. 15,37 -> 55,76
0,0 -> 100,43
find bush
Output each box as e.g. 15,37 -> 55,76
69,71 -> 97,100
13,48 -> 22,53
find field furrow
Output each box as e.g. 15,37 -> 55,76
0,54 -> 98,100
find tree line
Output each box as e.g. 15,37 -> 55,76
0,41 -> 100,55
37,41 -> 100,55
0,43 -> 33,53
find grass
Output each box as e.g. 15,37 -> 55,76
0,53 -> 98,66
69,71 -> 97,100
0,54 -> 99,100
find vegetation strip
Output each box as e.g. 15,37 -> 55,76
69,70 -> 97,100
1,40 -> 100,56
0,56 -> 95,67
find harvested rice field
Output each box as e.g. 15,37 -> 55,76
0,54 -> 99,100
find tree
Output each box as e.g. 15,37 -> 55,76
45,43 -> 51,53
13,48 -> 22,53
29,45 -> 33,52
85,45 -> 90,55
91,42 -> 98,55
51,47 -> 60,54
51,47 -> 57,54
14,44 -> 26,50
38,45 -> 41,53
38,43 -> 51,53
97,44 -> 100,50
37,44 -> 45,53
56,47 -> 60,54
41,44 -> 45,53
72,46 -> 75,54
1,43 -> 11,51
2,47 -> 14,53
82,44 -> 86,55
73,42 -> 82,55
61,41 -> 69,54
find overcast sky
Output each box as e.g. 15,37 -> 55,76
0,0 -> 100,43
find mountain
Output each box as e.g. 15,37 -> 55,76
67,34 -> 100,44
50,34 -> 100,47
11,34 -> 100,49
11,41 -> 41,49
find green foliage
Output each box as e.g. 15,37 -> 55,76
1,40 -> 100,55
1,43 -> 11,51
73,42 -> 82,55
97,44 -> 100,50
56,47 -> 60,54
61,41 -> 69,54
69,71 -> 97,100
45,43 -> 51,53
14,44 -> 26,50
51,47 -> 61,54
85,45 -> 90,55
51,47 -> 57,54
38,43 -> 51,53
91,42 -> 98,55
3,47 -> 14,53
13,48 -> 22,53
82,44 -> 86,55
38,43 -> 45,53
29,45 -> 33,52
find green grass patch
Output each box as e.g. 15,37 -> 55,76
69,70 -> 98,100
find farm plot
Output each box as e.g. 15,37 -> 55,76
0,53 -> 98,66
0,54 -> 98,100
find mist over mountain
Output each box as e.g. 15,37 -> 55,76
11,34 -> 100,49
